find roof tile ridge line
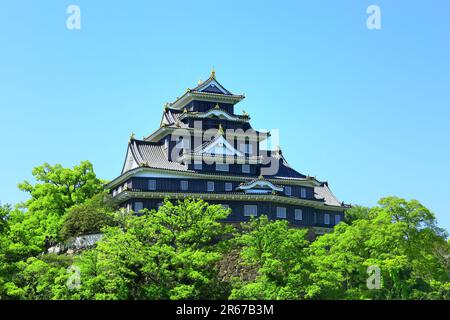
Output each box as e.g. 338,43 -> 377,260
129,140 -> 145,165
319,182 -> 344,206
190,75 -> 232,95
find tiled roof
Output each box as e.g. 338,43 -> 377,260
129,140 -> 188,172
124,139 -> 346,208
314,183 -> 344,207
261,151 -> 307,180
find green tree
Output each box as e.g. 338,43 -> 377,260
60,192 -> 117,240
0,161 -> 104,299
230,216 -> 310,300
69,198 -> 234,300
307,197 -> 450,300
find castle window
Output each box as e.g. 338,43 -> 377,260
225,182 -> 233,191
324,213 -> 330,225
277,207 -> 286,219
164,138 -> 168,149
180,180 -> 189,191
244,205 -> 258,216
118,186 -> 122,193
242,164 -> 250,173
216,163 -> 229,172
295,209 -> 303,221
300,187 -> 307,198
240,143 -> 253,154
194,161 -> 202,170
148,179 -> 156,190
134,202 -> 144,213
207,181 -> 215,192
112,189 -> 117,197
335,215 -> 341,225
285,186 -> 292,196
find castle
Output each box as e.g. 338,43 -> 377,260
107,70 -> 348,232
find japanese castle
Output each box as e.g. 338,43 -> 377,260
107,70 -> 348,231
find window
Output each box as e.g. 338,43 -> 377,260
244,205 -> 258,216
118,186 -> 122,193
324,213 -> 330,225
295,209 -> 303,221
335,215 -> 341,225
300,187 -> 307,199
216,163 -> 229,172
240,143 -> 253,154
178,137 -> 188,149
194,161 -> 202,170
207,181 -> 215,192
221,204 -> 230,210
164,138 -> 168,149
180,180 -> 188,191
285,186 -> 292,196
242,164 -> 250,173
277,207 -> 287,219
148,179 -> 156,190
225,182 -> 233,191
134,202 -> 144,213
112,189 -> 117,197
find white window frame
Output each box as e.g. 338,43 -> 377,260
207,181 -> 215,192
300,187 -> 307,199
180,180 -> 189,191
324,213 -> 330,225
216,163 -> 229,172
295,209 -> 303,221
148,179 -> 156,191
242,164 -> 250,173
225,182 -> 233,191
112,189 -> 117,197
164,138 -> 168,150
277,207 -> 287,219
134,202 -> 144,213
244,205 -> 258,217
285,186 -> 292,196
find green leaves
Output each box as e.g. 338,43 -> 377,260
70,198 -> 234,300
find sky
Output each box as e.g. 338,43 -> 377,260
0,1 -> 449,231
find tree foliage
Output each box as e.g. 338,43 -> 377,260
0,161 -> 449,300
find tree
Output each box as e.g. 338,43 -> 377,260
60,192 -> 117,240
0,161 -> 104,300
230,216 -> 310,300
68,198 -> 234,300
307,197 -> 450,300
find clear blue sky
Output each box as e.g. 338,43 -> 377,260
0,1 -> 449,231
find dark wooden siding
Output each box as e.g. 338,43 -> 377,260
126,197 -> 344,227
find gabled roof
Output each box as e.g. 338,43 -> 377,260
123,139 -> 188,174
314,182 -> 349,208
178,106 -> 250,122
260,150 -> 307,180
168,70 -> 245,109
191,69 -> 232,95
192,134 -> 244,156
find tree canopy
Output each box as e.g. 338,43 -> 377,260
0,161 -> 448,300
